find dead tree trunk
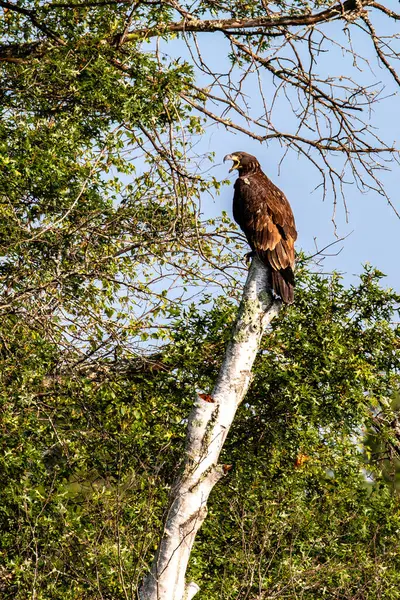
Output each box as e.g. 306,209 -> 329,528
139,257 -> 281,600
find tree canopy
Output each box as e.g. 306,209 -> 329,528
1,266 -> 400,598
1,0 -> 400,363
1,1 -> 400,598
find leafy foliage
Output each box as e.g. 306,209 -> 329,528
1,1 -> 400,598
0,0 -> 240,374
1,267 -> 400,598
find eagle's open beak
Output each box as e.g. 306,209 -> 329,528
223,154 -> 241,173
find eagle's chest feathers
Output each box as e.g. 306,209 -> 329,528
241,177 -> 251,185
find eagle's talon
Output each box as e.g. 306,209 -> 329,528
244,251 -> 255,266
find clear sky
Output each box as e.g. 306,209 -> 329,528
214,124 -> 399,290
161,9 -> 400,291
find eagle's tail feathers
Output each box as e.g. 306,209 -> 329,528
271,268 -> 294,304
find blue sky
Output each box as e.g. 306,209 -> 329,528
161,8 -> 400,291
215,126 -> 399,289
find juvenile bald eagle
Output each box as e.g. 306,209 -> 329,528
224,151 -> 297,304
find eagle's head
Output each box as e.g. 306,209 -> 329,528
223,152 -> 261,175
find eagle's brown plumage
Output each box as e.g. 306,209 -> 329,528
224,151 -> 297,304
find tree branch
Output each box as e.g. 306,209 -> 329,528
0,1 -> 65,45
369,2 -> 400,21
139,257 -> 281,599
127,0 -> 368,40
0,0 -> 370,61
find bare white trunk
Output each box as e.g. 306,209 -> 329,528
139,257 -> 281,600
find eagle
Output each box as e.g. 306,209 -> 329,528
224,151 -> 297,304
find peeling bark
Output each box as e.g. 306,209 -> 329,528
129,0 -> 366,40
139,257 -> 281,600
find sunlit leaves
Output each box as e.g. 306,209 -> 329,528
2,266 -> 399,598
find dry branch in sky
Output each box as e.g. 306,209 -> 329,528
1,0 -> 399,216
